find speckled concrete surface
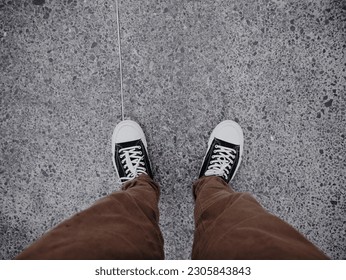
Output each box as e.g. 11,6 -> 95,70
1,0 -> 345,259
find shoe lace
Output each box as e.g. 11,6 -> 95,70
205,145 -> 237,180
118,145 -> 147,183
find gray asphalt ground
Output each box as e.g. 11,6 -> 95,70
1,0 -> 345,259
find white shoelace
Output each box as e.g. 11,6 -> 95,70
205,145 -> 237,180
118,146 -> 147,183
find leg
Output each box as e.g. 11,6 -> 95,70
16,175 -> 164,260
192,176 -> 328,259
17,120 -> 164,259
194,120 -> 328,259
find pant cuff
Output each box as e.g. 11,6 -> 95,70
122,174 -> 160,198
193,176 -> 234,199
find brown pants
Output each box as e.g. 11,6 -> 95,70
16,175 -> 328,260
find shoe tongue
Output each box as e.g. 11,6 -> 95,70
125,152 -> 137,176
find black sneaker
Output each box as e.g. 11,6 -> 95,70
112,120 -> 153,183
199,120 -> 244,183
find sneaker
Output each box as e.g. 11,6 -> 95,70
112,120 -> 153,183
199,120 -> 244,183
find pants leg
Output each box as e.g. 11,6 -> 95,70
192,176 -> 328,260
16,175 -> 164,260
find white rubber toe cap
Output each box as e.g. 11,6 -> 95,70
112,120 -> 147,147
208,120 -> 244,147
